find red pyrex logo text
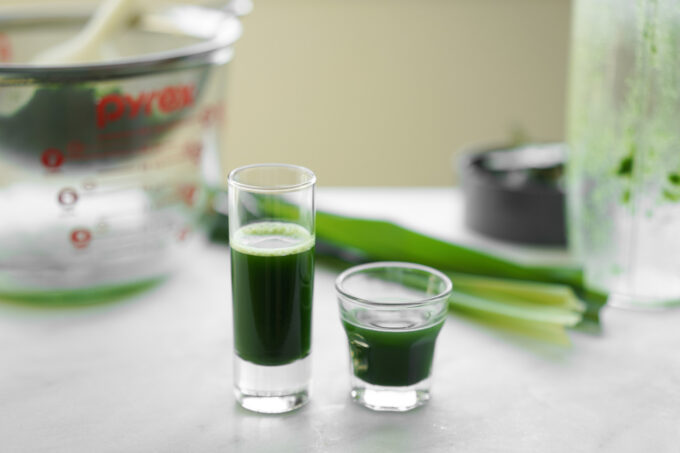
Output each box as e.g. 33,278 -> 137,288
96,84 -> 195,129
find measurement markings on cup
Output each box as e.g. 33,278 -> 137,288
96,118 -> 189,142
41,144 -> 160,172
0,33 -> 12,62
41,148 -> 65,171
69,228 -> 92,250
48,141 -> 198,168
65,215 -> 182,252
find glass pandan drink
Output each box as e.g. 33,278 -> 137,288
335,262 -> 452,412
228,164 -> 315,414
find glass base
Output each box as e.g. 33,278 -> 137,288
350,376 -> 431,412
607,292 -> 680,310
235,388 -> 309,414
233,355 -> 310,414
587,266 -> 680,310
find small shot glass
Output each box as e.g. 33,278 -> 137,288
335,262 -> 452,412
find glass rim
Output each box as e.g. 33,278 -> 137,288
335,261 -> 453,309
227,163 -> 316,194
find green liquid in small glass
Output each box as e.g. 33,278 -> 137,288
231,222 -> 315,366
342,319 -> 444,387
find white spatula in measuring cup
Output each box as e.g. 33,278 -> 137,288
33,0 -> 140,65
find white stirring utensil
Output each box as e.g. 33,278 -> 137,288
1,0 -> 139,115
33,0 -> 139,65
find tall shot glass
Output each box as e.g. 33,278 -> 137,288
335,262 -> 452,412
228,164 -> 316,414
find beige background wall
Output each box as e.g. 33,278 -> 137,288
226,0 -> 572,185
1,0 -> 572,186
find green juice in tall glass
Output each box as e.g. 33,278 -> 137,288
342,319 -> 444,387
230,221 -> 315,366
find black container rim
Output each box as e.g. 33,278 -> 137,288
459,141 -> 566,196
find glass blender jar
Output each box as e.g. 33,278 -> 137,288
568,0 -> 680,308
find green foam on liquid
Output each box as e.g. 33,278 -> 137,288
231,221 -> 314,257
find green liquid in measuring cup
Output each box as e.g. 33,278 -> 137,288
230,222 -> 315,366
342,320 -> 444,387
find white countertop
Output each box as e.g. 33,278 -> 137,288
1,188 -> 679,452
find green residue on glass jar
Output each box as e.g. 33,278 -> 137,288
667,172 -> 680,185
622,189 -> 632,204
616,155 -> 635,177
661,173 -> 680,202
662,188 -> 680,202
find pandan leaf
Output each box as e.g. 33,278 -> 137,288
451,305 -> 572,346
446,272 -> 586,312
448,290 -> 582,326
315,211 -> 583,288
317,209 -> 607,327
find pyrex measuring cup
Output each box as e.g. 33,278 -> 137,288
0,6 -> 241,301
